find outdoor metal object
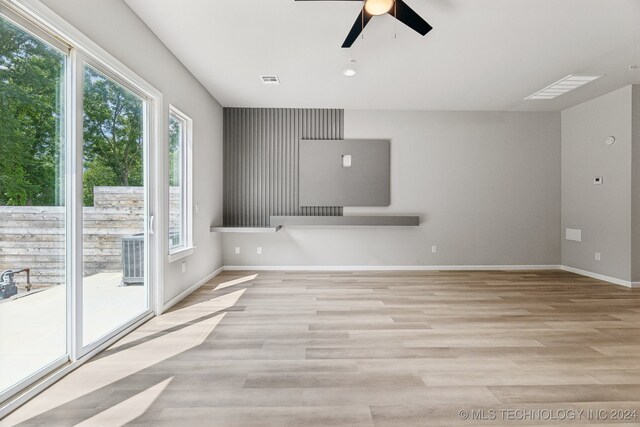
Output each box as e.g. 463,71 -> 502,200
121,234 -> 144,286
1,268 -> 31,299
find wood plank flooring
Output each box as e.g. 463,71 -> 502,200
3,270 -> 640,426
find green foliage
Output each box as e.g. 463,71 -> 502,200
82,66 -> 143,193
83,160 -> 118,206
168,115 -> 181,187
0,17 -> 144,207
0,18 -> 64,206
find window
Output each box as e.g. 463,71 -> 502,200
168,106 -> 193,258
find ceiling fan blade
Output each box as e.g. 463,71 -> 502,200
342,10 -> 372,48
390,0 -> 432,36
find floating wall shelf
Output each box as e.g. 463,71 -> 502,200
270,216 -> 420,227
210,226 -> 282,233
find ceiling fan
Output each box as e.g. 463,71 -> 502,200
295,0 -> 433,48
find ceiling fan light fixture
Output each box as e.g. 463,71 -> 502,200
364,0 -> 394,16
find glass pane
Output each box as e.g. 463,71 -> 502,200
0,15 -> 67,393
168,114 -> 183,250
82,64 -> 147,346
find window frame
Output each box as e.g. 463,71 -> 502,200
167,105 -> 194,262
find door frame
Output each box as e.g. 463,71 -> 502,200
72,52 -> 156,359
0,0 -> 166,414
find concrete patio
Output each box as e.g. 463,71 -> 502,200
0,272 -> 146,394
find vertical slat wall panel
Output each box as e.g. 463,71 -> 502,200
223,108 -> 344,227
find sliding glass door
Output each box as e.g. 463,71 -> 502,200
0,5 -> 156,404
0,11 -> 68,398
80,63 -> 150,348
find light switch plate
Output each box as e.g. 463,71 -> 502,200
341,154 -> 352,168
593,176 -> 603,185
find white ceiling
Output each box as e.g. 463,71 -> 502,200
125,0 -> 640,111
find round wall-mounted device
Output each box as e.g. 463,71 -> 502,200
605,136 -> 616,146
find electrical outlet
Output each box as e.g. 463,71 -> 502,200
593,177 -> 603,185
195,203 -> 200,214
257,247 -> 262,255
432,246 -> 437,253
595,252 -> 601,261
181,261 -> 186,273
235,247 -> 240,255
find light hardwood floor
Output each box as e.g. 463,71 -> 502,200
3,270 -> 640,426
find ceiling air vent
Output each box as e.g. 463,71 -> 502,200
525,74 -> 601,100
260,75 -> 280,85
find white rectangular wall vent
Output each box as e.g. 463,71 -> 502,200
260,75 -> 280,85
525,75 -> 601,100
566,228 -> 582,242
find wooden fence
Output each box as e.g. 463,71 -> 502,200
0,187 -> 179,288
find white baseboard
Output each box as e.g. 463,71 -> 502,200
560,265 -> 638,288
223,265 -> 561,272
162,266 -> 223,312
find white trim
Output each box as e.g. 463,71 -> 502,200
0,313 -> 152,420
162,266 -> 223,312
0,356 -> 67,406
0,3 -> 69,53
560,265 -> 637,288
168,247 -> 195,263
167,105 -> 194,256
70,49 -> 85,362
222,265 -> 639,288
223,265 -> 562,272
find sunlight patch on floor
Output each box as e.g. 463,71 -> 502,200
214,274 -> 258,291
110,288 -> 247,351
3,313 -> 225,425
75,377 -> 173,426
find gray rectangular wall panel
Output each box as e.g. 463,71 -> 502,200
224,108 -> 344,227
299,139 -> 390,207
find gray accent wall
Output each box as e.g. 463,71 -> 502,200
223,110 -> 561,267
561,86 -> 635,282
223,108 -> 344,227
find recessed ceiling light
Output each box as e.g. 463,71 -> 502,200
343,69 -> 357,77
260,75 -> 280,85
525,74 -> 601,100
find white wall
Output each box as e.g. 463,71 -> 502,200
633,85 -> 640,282
223,110 -> 561,267
561,86 -> 634,282
39,0 -> 224,304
